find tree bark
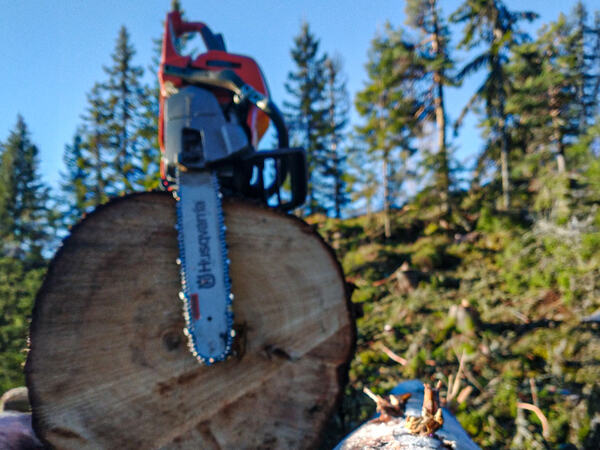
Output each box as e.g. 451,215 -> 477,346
26,192 -> 355,449
382,158 -> 391,239
500,125 -> 510,210
431,0 -> 451,216
493,21 -> 510,211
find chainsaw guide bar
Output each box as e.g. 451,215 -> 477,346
176,171 -> 233,364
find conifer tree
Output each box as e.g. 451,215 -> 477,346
508,14 -> 581,174
103,26 -> 149,193
451,0 -> 537,209
79,83 -> 112,208
0,256 -> 45,392
404,0 -> 455,215
60,131 -> 89,225
284,22 -> 329,215
571,3 -> 600,133
346,139 -> 379,218
507,3 -> 600,176
323,56 -> 350,218
355,24 -> 419,238
0,116 -> 50,265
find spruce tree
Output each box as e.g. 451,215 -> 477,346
79,82 -> 112,208
0,116 -> 50,265
103,26 -> 149,193
0,256 -> 45,392
60,131 -> 89,225
284,22 -> 329,215
346,138 -> 379,219
451,0 -> 537,209
404,0 -> 455,215
571,3 -> 600,133
323,56 -> 350,218
355,24 -> 419,238
508,14 -> 581,174
507,3 -> 600,177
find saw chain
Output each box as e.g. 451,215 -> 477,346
176,171 -> 233,364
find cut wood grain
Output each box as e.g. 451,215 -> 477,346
26,192 -> 355,449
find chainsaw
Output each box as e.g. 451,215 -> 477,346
158,11 -> 307,365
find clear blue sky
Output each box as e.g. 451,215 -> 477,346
1,0 -> 595,189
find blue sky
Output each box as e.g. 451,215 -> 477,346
1,0 -> 596,189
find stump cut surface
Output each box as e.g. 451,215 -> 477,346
26,192 -> 354,449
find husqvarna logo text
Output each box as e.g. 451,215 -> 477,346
195,200 -> 215,288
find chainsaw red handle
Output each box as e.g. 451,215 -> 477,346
163,11 -> 225,65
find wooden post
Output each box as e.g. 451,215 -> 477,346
26,192 -> 355,449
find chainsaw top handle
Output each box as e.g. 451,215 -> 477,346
165,11 -> 226,58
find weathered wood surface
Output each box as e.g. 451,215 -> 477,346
335,381 -> 480,450
26,192 -> 355,449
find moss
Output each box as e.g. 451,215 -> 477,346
403,348 -> 428,378
351,285 -> 380,303
456,410 -> 485,440
410,235 -> 455,270
581,232 -> 600,260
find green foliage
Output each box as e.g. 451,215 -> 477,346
0,257 -> 45,393
354,22 -> 419,236
451,0 -> 538,208
60,132 -> 88,226
284,22 -> 329,215
315,160 -> 600,447
61,25 -> 160,227
322,56 -> 351,218
103,26 -> 158,194
476,206 -> 526,233
403,0 -> 455,214
410,235 -> 451,270
581,232 -> 600,259
0,116 -> 52,265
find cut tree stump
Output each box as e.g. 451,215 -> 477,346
26,192 -> 355,449
335,381 -> 480,450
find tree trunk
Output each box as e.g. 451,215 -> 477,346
556,144 -> 566,174
26,192 -> 355,449
500,131 -> 510,210
382,158 -> 391,239
434,80 -> 450,216
498,95 -> 510,210
431,0 -> 450,216
554,123 -> 566,174
493,21 -> 510,211
328,61 -> 342,219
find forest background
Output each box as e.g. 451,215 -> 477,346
2,0 -> 600,448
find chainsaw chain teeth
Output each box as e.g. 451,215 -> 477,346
175,171 -> 234,365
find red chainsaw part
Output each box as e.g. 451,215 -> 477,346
158,10 -> 270,184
